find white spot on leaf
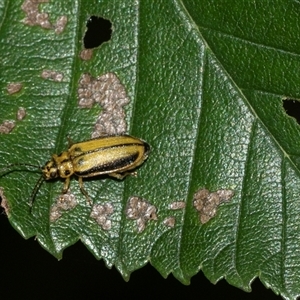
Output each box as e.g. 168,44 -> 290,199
77,73 -> 130,137
169,201 -> 186,210
90,203 -> 114,230
163,216 -> 176,228
50,191 -> 77,222
126,196 -> 157,233
7,82 -> 23,95
193,188 -> 234,224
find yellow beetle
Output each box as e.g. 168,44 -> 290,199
1,135 -> 150,206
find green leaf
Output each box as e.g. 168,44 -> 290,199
1,0 -> 300,298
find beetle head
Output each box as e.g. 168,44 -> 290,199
43,160 -> 58,180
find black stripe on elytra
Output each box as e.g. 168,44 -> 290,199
58,158 -> 70,164
75,152 -> 140,176
77,143 -> 144,156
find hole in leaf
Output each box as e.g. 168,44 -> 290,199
84,16 -> 112,49
283,98 -> 300,124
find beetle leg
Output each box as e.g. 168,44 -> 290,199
78,177 -> 92,205
62,177 -> 70,193
109,171 -> 137,180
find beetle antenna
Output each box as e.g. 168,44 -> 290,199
29,174 -> 45,208
0,163 -> 41,173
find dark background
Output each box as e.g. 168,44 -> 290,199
0,209 -> 280,300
